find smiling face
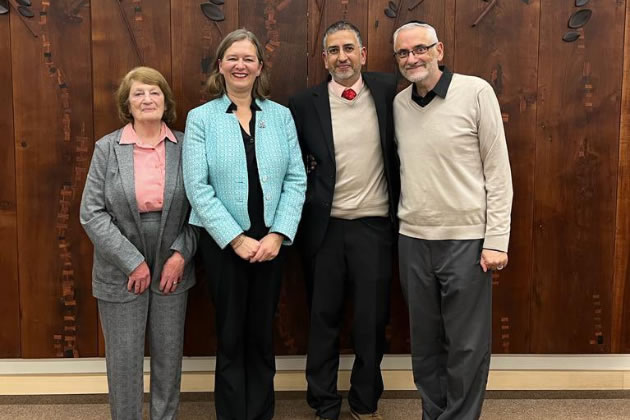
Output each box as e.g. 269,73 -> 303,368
128,81 -> 165,123
219,39 -> 263,94
394,26 -> 443,87
323,29 -> 366,87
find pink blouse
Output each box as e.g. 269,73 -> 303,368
120,122 -> 177,213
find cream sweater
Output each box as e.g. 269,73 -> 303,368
393,73 -> 513,251
329,85 -> 389,219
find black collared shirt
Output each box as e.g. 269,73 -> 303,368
411,66 -> 453,107
226,100 -> 267,240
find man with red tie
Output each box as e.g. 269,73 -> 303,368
288,21 -> 400,420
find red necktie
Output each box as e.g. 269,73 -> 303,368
341,88 -> 357,101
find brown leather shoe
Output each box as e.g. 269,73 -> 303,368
350,409 -> 383,420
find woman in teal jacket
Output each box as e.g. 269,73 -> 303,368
182,29 -> 306,420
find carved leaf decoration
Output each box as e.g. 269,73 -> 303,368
562,31 -> 580,42
18,5 -> 34,18
388,1 -> 398,11
384,7 -> 396,18
575,0 -> 589,6
17,0 -> 31,6
209,0 -> 225,4
568,9 -> 592,29
201,2 -> 225,21
0,0 -> 8,15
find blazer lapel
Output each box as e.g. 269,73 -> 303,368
113,140 -> 147,252
363,73 -> 388,149
159,140 -> 180,236
313,81 -> 335,163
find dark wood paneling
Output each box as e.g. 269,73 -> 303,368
91,0 -> 172,356
613,0 -> 630,354
171,0 -> 238,132
239,0 -> 308,105
91,0 -> 172,140
531,0 -> 625,353
171,0 -> 238,356
0,12 -> 20,358
366,0 -> 450,73
307,0 -> 368,87
454,0 -> 539,353
13,1 -> 97,358
240,0 -> 310,354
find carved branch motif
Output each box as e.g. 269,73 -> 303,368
471,0 -> 497,27
0,0 -> 39,37
115,0 -> 144,64
40,0 -> 88,358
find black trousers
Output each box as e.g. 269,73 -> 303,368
398,236 -> 492,420
199,231 -> 285,420
304,217 -> 393,420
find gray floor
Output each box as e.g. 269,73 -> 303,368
1,392 -> 630,419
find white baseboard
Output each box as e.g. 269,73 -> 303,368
2,355 -> 630,395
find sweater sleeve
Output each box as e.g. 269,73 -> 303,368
477,85 -> 513,252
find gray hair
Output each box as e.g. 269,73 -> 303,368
322,20 -> 363,50
393,22 -> 439,50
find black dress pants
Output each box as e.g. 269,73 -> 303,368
199,231 -> 285,420
304,217 -> 393,420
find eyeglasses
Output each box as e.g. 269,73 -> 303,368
393,42 -> 438,60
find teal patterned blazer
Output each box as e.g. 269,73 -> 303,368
183,95 -> 306,249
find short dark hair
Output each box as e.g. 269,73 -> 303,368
322,21 -> 363,50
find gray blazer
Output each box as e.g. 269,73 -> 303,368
80,128 -> 198,303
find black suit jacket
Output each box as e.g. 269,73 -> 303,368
288,72 -> 400,257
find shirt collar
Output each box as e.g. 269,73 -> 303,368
120,122 -> 177,145
226,99 -> 262,113
412,65 -> 453,100
328,74 -> 364,98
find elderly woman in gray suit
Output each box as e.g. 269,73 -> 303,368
80,66 -> 198,420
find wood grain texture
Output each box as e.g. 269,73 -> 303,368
171,0 -> 238,355
612,0 -> 630,354
454,0 -> 539,353
307,0 -> 369,87
366,0 -> 449,73
13,1 -> 97,358
171,0 -> 238,132
0,12 -> 20,358
91,0 -> 172,139
531,0 -> 625,353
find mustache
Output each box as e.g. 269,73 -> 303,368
404,63 -> 425,70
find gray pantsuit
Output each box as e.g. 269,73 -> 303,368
399,235 -> 491,420
80,128 -> 198,420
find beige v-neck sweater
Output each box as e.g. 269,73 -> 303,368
393,73 -> 513,251
329,85 -> 389,219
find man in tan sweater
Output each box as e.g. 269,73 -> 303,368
393,21 -> 513,420
289,21 -> 399,420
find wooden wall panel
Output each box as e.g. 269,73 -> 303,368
13,1 -> 97,358
171,0 -> 239,356
91,0 -> 172,140
613,0 -> 630,353
0,12 -> 20,358
531,0 -> 625,353
240,0 -> 307,105
454,0 -> 539,353
307,0 -> 368,87
91,0 -> 173,356
240,0 -> 310,354
366,0 -> 450,73
171,0 -> 238,133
